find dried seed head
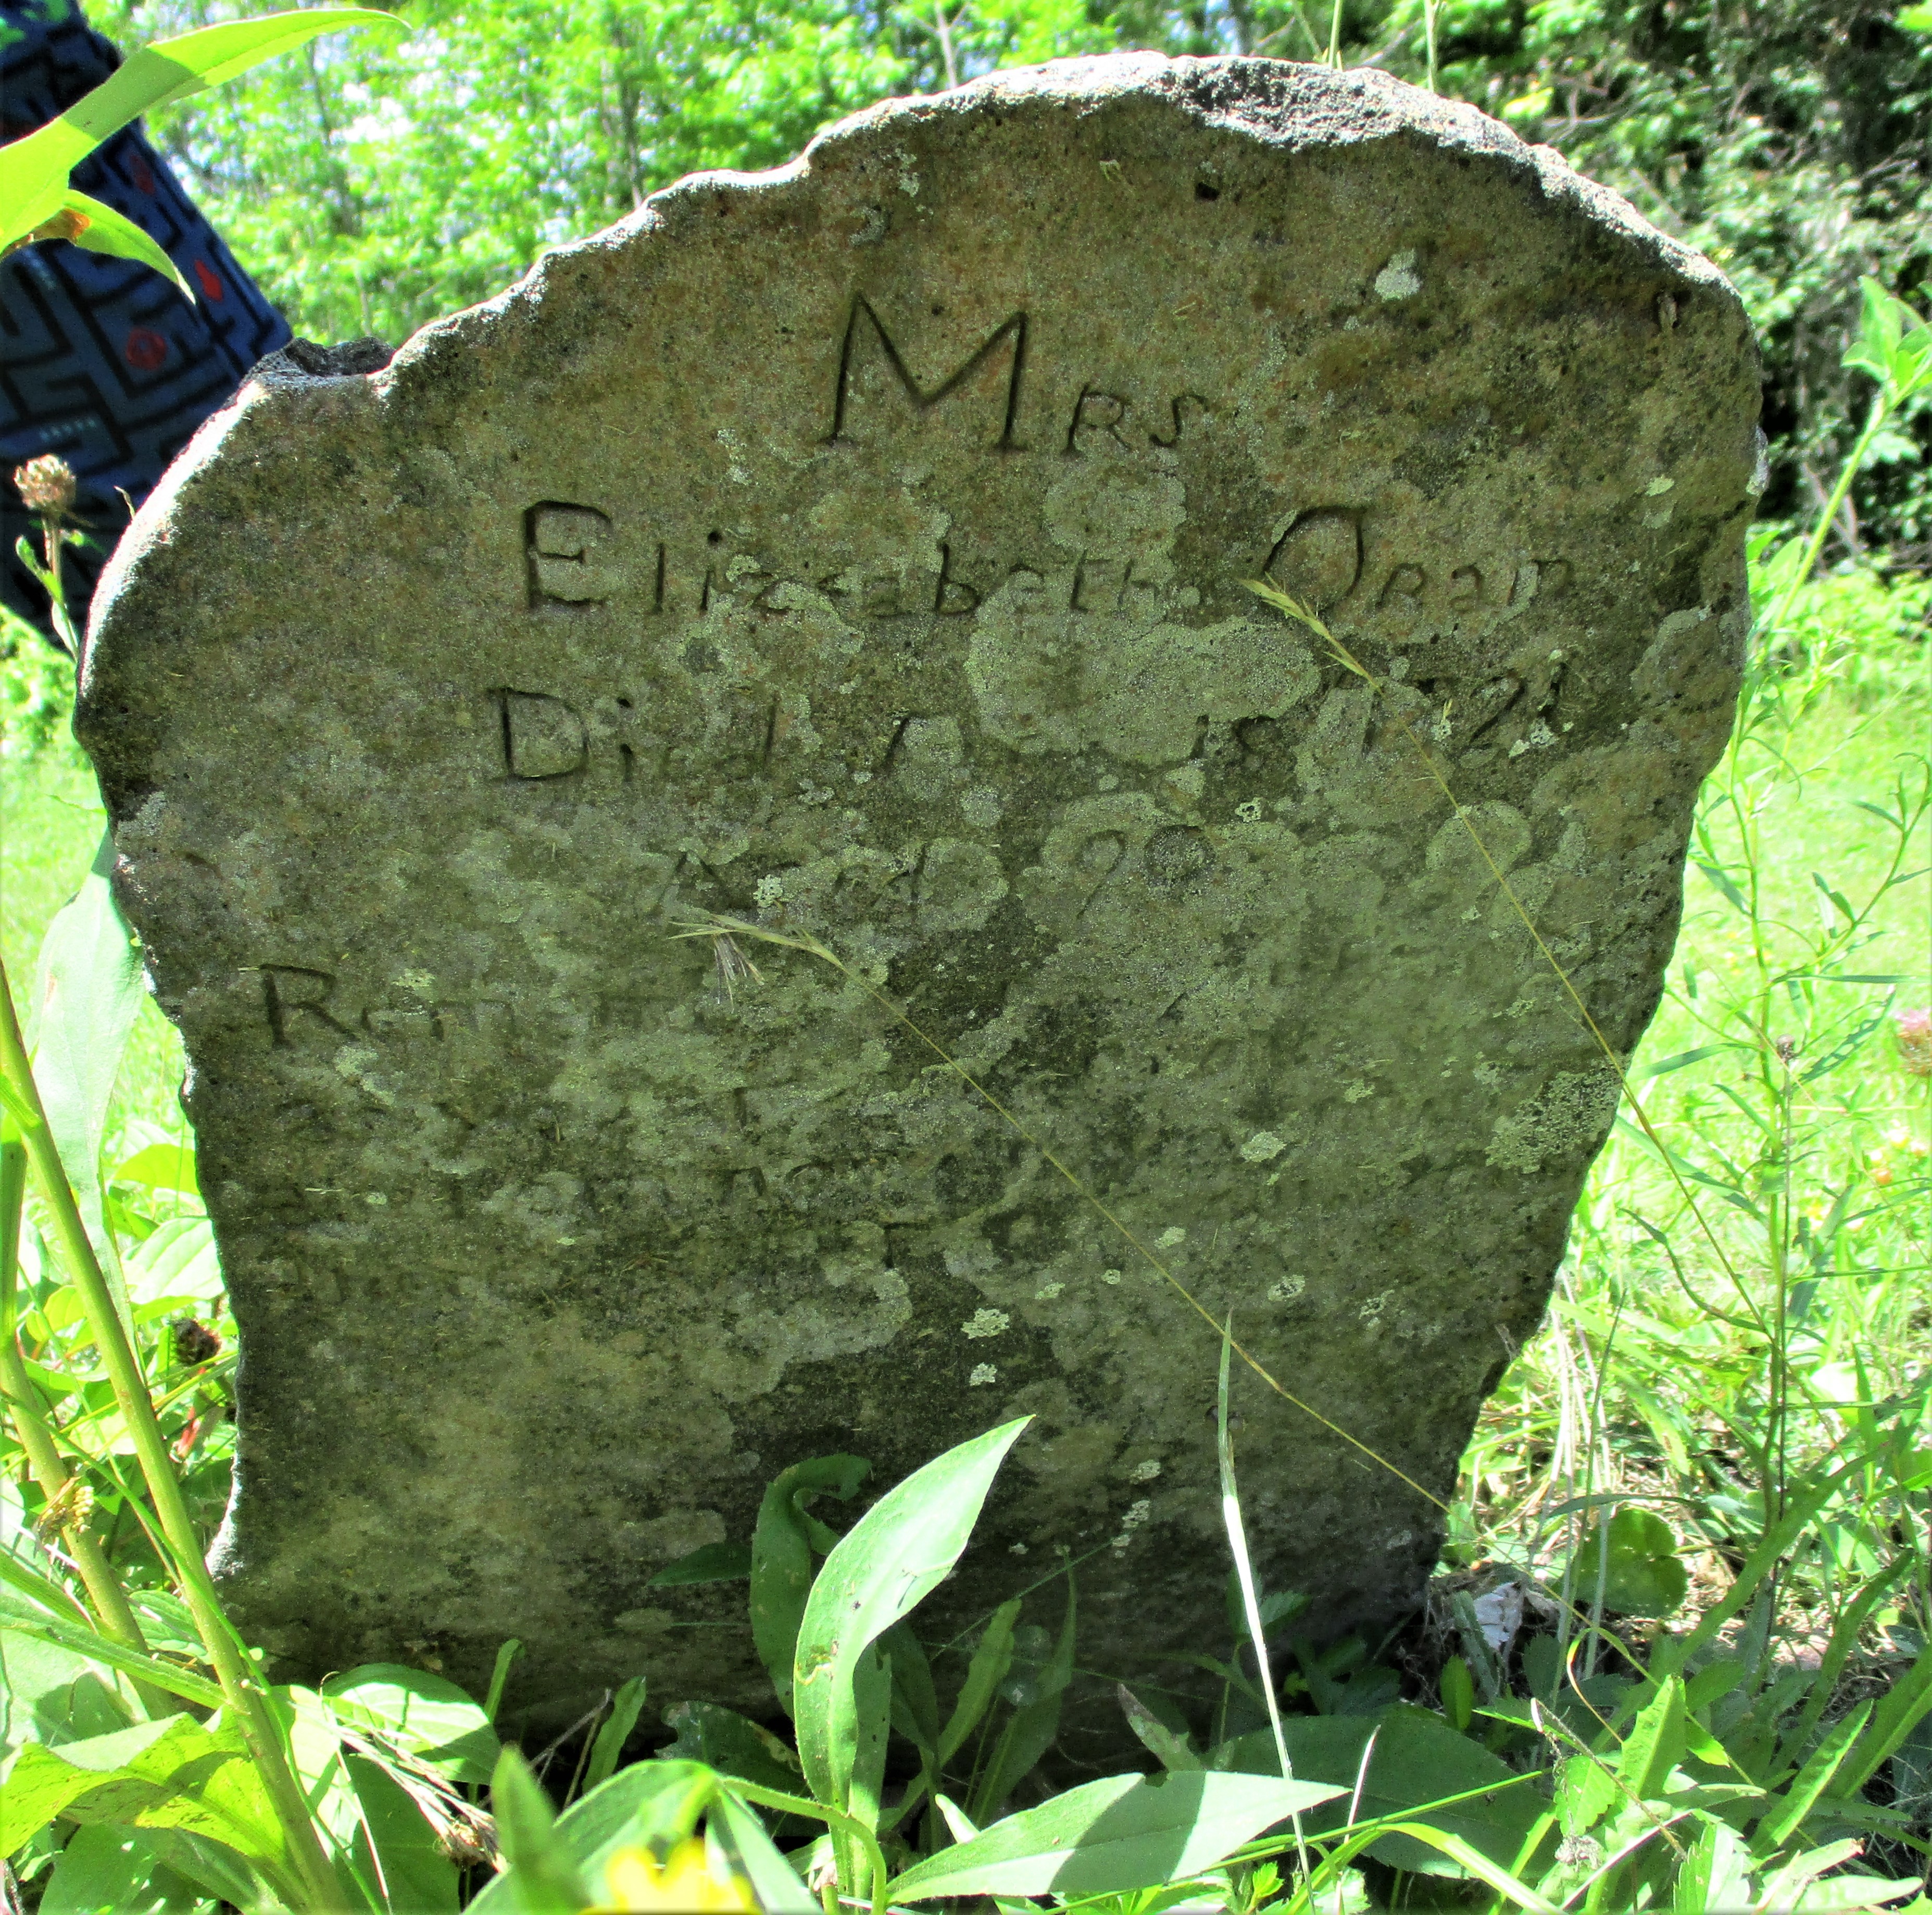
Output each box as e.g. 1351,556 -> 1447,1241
13,455 -> 76,517
33,1479 -> 94,1543
1898,1007 -> 1931,1079
170,1315 -> 223,1366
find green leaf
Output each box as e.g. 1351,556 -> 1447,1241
936,1597 -> 1018,1766
749,1453 -> 869,1713
1845,278 -> 1932,404
793,1420 -> 1028,1830
1441,1656 -> 1476,1733
31,831 -> 142,1310
0,1715 -> 289,1904
1616,1675 -> 1687,1802
321,1663 -> 500,1783
0,1628 -> 134,1761
647,1541 -> 752,1587
1566,1508 -> 1689,1618
661,1700 -> 802,1795
708,1786 -> 818,1914
1121,1685 -> 1203,1771
584,1675 -> 648,1793
887,1770 -> 1339,1901
124,1217 -> 223,1310
340,1752 -> 460,1913
1216,1709 -> 1544,1875
0,1593 -> 227,1712
38,1826 -> 211,1914
470,1760 -> 724,1911
1898,2 -> 1932,27
57,192 -> 193,299
111,1143 -> 199,1200
882,1623 -> 940,1757
971,1574 -> 1077,1819
1643,1044 -> 1732,1078
483,1746 -> 587,1915
1755,1701 -> 1871,1851
1823,1639 -> 1932,1804
1673,1819 -> 1752,1913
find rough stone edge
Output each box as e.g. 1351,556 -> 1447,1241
83,51 -> 1750,715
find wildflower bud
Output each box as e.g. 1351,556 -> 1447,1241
1898,1007 -> 1931,1079
12,455 -> 77,517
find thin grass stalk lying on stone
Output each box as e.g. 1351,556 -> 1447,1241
0,957 -> 353,1915
668,913 -> 1447,1514
1217,1316 -> 1309,1882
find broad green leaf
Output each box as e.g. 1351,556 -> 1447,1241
1823,1639 -> 1932,1804
1565,1508 -> 1689,1618
1672,1819 -> 1751,1913
1217,1708 -> 1543,1875
38,1825 -> 211,1913
0,1714 -> 288,1899
794,1419 -> 1028,1828
124,1217 -> 223,1309
112,1142 -> 199,1200
1899,2 -> 1932,25
936,1597 -> 1019,1764
321,1662 -> 499,1783
57,192 -> 192,299
31,831 -> 142,1308
647,1541 -> 752,1587
584,1675 -> 648,1792
661,1700 -> 802,1795
0,1628 -> 133,1761
749,1453 -> 868,1712
1783,1875 -> 1925,1911
1616,1675 -> 1686,1802
887,1770 -> 1338,1901
481,1746 -> 586,1914
341,1752 -> 460,1914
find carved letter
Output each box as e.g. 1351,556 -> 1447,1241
933,542 -> 981,614
1376,565 -> 1426,628
1148,393 -> 1210,448
1064,387 -> 1132,456
260,966 -> 356,1048
525,503 -> 616,608
826,297 -> 1028,450
497,690 -> 589,779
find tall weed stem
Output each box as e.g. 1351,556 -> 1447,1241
0,960 -> 350,1913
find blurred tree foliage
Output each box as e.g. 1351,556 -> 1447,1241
97,0 -> 1932,552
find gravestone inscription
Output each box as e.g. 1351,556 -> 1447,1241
80,54 -> 1759,1741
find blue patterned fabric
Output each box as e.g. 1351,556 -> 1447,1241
3,0 -> 292,641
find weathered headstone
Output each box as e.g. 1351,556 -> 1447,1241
80,54 -> 1759,1744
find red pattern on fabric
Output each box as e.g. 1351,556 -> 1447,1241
123,327 -> 168,371
193,259 -> 223,299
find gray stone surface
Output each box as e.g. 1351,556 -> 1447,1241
80,53 -> 1759,1746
